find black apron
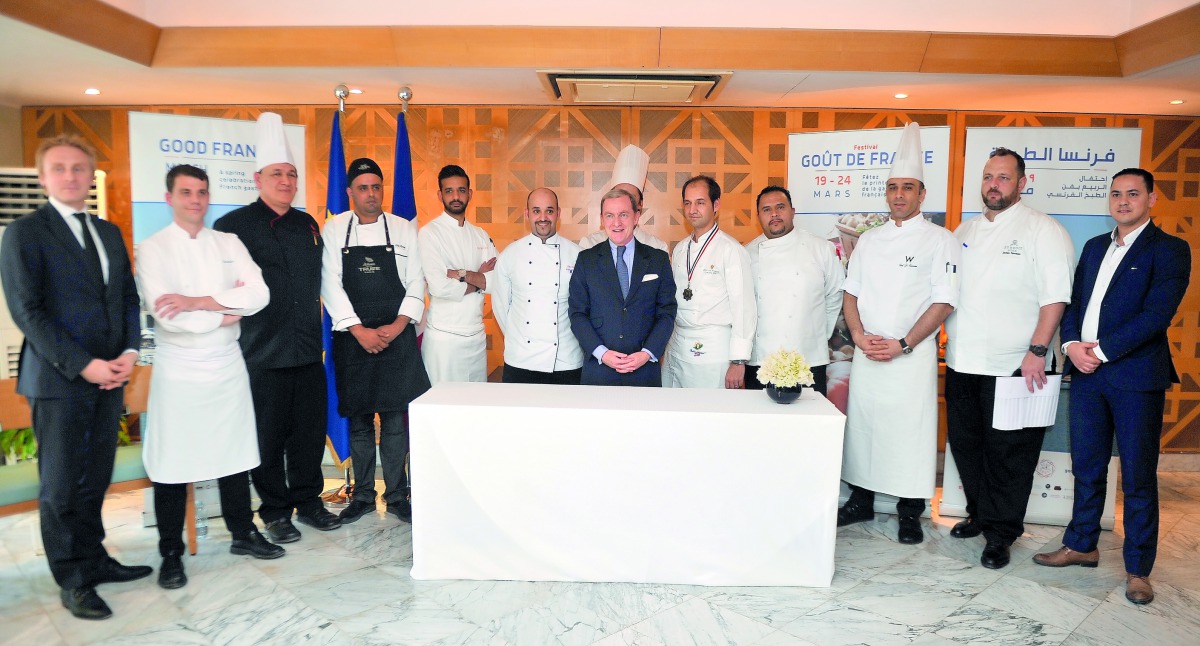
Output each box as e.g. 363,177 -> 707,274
332,216 -> 430,416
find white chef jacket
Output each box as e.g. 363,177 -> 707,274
418,212 -> 498,336
493,233 -> 584,372
578,227 -> 669,253
135,223 -> 269,483
320,210 -> 426,331
843,215 -> 960,339
669,227 -> 757,361
945,201 -> 1075,376
746,227 -> 844,367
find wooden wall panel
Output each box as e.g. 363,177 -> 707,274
20,104 -> 1200,451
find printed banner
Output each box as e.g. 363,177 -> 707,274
129,112 -> 307,244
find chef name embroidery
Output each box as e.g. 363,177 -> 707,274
899,255 -> 919,268
358,256 -> 381,274
702,264 -> 720,276
1002,240 -> 1024,256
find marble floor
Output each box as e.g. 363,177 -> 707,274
2,474 -> 1199,646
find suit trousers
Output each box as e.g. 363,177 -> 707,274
152,472 -> 255,556
30,389 -> 123,589
349,410 -> 410,506
945,368 -> 1047,544
501,363 -> 583,385
247,362 -> 328,523
1063,372 -> 1164,576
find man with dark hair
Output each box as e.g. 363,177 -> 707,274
1,134 -> 150,619
944,146 -> 1075,569
745,185 -> 843,394
139,164 -> 284,591
418,164 -> 498,384
322,157 -> 429,524
663,175 -> 755,389
214,113 -> 342,545
1034,168 -> 1190,605
569,187 -> 676,386
493,187 -> 585,384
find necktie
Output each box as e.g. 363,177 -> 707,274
616,245 -> 629,299
74,212 -> 104,284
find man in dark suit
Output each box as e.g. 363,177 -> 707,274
569,187 -> 676,386
1033,168 -> 1191,606
0,135 -> 151,620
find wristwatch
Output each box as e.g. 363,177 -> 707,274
457,269 -> 467,282
899,338 -> 913,355
730,359 -> 748,365
1029,344 -> 1048,357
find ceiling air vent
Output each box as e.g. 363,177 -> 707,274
539,71 -> 732,105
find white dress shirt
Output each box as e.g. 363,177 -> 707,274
49,196 -> 109,283
1070,219 -> 1150,362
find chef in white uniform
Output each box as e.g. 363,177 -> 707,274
663,175 -> 756,389
494,187 -> 585,384
137,164 -> 284,590
418,164 -> 498,384
838,123 -> 960,545
577,144 -> 669,254
746,185 -> 844,395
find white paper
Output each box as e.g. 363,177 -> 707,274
992,375 -> 1062,431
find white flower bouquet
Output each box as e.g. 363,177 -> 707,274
757,349 -> 815,389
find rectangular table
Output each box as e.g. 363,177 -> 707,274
409,383 -> 846,587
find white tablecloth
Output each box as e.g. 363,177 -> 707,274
409,383 -> 846,586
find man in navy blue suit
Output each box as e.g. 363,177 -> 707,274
0,135 -> 151,620
1033,168 -> 1191,605
569,187 -> 676,386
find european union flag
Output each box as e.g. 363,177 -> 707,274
322,111 -> 351,467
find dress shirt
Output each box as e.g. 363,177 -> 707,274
1067,219 -> 1151,362
49,196 -> 109,283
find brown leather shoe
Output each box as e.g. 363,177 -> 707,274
1125,574 -> 1154,604
1033,546 -> 1099,568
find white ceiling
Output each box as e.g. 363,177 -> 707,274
0,1 -> 1197,115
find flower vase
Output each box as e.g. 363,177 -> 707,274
765,384 -> 802,404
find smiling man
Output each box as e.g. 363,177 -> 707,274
663,175 -> 756,389
569,187 -> 676,386
493,187 -> 585,384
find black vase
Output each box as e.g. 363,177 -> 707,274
765,384 -> 802,404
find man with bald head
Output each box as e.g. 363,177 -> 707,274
494,188 -> 585,384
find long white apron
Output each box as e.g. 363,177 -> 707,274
663,325 -> 731,389
421,326 -> 487,385
142,342 -> 260,484
842,338 -> 938,499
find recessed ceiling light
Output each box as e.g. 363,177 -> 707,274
349,89 -> 363,94
894,93 -> 908,99
84,88 -> 101,95
1169,99 -> 1184,105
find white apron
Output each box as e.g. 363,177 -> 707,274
842,338 -> 938,499
421,326 -> 487,385
663,325 -> 731,389
142,342 -> 260,484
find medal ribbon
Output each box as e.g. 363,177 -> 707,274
685,226 -> 719,291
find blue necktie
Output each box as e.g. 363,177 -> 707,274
616,245 -> 629,299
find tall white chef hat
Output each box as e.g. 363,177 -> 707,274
888,122 -> 923,182
611,144 -> 649,189
255,112 -> 295,171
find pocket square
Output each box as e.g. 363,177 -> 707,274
642,274 -> 658,282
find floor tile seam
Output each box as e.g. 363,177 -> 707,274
970,584 -> 1095,634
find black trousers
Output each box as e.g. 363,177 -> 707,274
246,362 -> 328,523
152,472 -> 255,556
847,483 -> 926,518
349,410 -> 409,506
502,363 -> 583,385
30,389 -> 123,589
747,363 -> 828,397
945,367 -> 1048,544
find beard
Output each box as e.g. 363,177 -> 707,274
982,187 -> 1018,211
444,200 -> 467,216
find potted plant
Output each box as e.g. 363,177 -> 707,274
756,349 -> 815,404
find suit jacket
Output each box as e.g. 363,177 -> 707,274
1061,221 -> 1191,391
569,239 -> 677,386
0,203 -> 140,398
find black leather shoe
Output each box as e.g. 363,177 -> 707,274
338,500 -> 376,524
61,586 -> 112,620
981,539 -> 1011,569
836,500 -> 874,527
264,518 -> 301,544
387,498 -> 412,523
897,516 -> 924,544
93,557 -> 153,585
295,507 -> 342,531
157,554 -> 187,589
950,517 -> 983,539
230,530 -> 286,559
